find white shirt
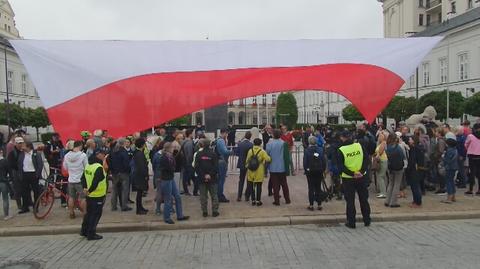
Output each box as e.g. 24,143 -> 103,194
23,151 -> 35,172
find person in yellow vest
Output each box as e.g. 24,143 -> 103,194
80,149 -> 107,240
337,130 -> 371,229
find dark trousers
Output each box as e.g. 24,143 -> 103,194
468,155 -> 480,192
343,177 -> 371,225
136,190 -> 144,211
247,181 -> 262,202
306,173 -> 323,206
268,178 -> 273,196
238,168 -> 251,200
183,166 -> 194,194
270,172 -> 290,204
81,196 -> 105,237
409,171 -> 423,205
22,172 -> 40,210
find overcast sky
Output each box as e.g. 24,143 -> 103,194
10,0 -> 383,40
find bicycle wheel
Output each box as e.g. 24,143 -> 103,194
34,190 -> 55,219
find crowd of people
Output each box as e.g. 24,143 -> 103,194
0,116 -> 480,237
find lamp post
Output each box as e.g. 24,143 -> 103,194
4,42 -> 10,136
465,87 -> 475,121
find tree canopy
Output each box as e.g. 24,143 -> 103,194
0,103 -> 25,129
382,96 -> 417,122
465,92 -> 480,117
342,104 -> 364,122
418,90 -> 465,120
276,92 -> 298,128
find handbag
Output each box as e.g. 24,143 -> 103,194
371,155 -> 381,172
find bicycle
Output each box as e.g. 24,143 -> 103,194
33,167 -> 84,219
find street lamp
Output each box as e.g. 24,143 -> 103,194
465,87 -> 475,121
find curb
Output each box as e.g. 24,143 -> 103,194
1,211 -> 480,237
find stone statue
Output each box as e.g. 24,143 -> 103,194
405,106 -> 442,128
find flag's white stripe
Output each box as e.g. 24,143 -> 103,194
11,38 -> 442,108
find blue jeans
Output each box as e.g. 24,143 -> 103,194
160,179 -> 184,222
445,169 -> 457,195
217,160 -> 227,200
409,171 -> 422,205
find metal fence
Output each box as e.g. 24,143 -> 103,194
227,143 -> 305,174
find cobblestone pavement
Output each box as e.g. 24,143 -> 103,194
0,219 -> 479,269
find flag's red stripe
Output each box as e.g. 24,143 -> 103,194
47,64 -> 404,139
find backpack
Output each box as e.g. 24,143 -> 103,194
210,139 -> 222,159
308,147 -> 324,173
387,145 -> 404,171
247,148 -> 261,171
366,133 -> 377,155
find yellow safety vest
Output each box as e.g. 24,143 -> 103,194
84,163 -> 107,198
339,142 -> 364,179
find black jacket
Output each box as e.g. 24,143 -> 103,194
132,150 -> 149,191
194,149 -> 219,184
159,153 -> 175,181
0,158 -> 9,183
109,147 -> 130,174
18,150 -> 44,179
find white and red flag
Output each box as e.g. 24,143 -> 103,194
11,38 -> 442,139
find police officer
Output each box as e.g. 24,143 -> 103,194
337,130 -> 371,229
81,149 -> 107,240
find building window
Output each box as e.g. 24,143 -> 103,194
3,24 -> 6,30
451,2 -> 456,13
419,14 -> 424,26
239,98 -> 244,106
439,58 -> 448,84
252,96 -> 257,105
458,53 -> 469,81
261,111 -> 267,124
271,94 -> 276,105
468,0 -> 473,9
238,111 -> 245,125
195,112 -> 203,125
7,70 -> 13,93
252,112 -> 258,125
419,0 -> 424,7
409,75 -> 415,88
7,25 -> 10,32
228,112 -> 235,125
262,94 -> 267,105
21,74 -> 27,94
426,14 -> 431,26
422,62 -> 430,86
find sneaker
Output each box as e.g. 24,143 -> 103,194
465,191 -> 473,195
3,215 -> 13,221
272,202 -> 280,206
435,190 -> 446,195
177,216 -> 190,221
317,206 -> 323,211
87,234 -> 103,241
376,194 -> 386,199
212,212 -> 220,217
219,198 -> 230,203
390,204 -> 400,208
121,207 -> 133,212
252,201 -> 256,206
18,209 -> 29,214
256,201 -> 263,206
307,206 -> 314,211
364,220 -> 371,227
165,219 -> 175,224
345,223 -> 356,229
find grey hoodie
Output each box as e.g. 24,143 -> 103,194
63,151 -> 88,183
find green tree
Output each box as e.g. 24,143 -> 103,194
167,115 -> 191,126
418,90 -> 465,120
465,92 -> 480,117
0,103 -> 26,130
382,96 -> 417,122
275,92 -> 298,128
342,104 -> 364,122
25,107 -> 50,141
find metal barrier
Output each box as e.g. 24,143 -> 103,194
227,143 -> 305,174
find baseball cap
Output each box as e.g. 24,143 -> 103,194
15,137 -> 25,144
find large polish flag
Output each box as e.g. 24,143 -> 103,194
11,38 -> 442,139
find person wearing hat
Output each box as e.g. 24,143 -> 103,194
80,148 -> 107,240
7,137 -> 25,212
442,132 -> 459,203
337,130 -> 371,229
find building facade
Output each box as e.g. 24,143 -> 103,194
323,1 -> 480,124
191,94 -> 277,126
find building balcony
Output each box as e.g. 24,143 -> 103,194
426,0 -> 442,13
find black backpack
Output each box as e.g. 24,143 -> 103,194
308,147 -> 323,173
387,145 -> 404,171
247,148 -> 261,171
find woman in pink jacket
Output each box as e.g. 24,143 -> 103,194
465,123 -> 480,195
